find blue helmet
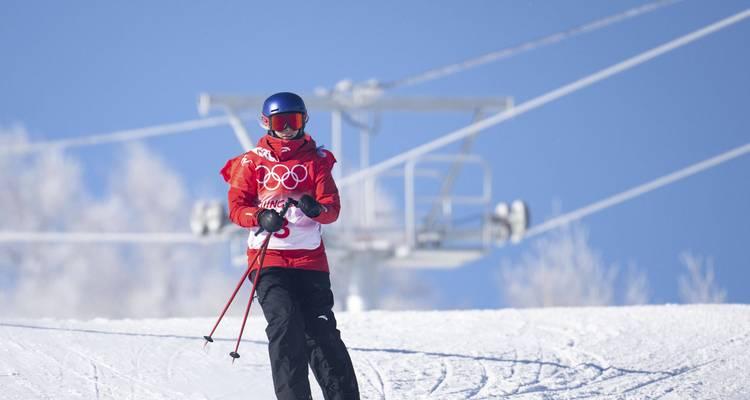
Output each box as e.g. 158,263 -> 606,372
262,92 -> 307,117
261,92 -> 308,136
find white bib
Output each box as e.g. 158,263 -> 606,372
247,207 -> 322,250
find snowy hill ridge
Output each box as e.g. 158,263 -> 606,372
2,304 -> 748,399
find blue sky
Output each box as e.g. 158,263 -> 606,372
2,0 -> 749,308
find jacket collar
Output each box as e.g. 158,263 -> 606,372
257,133 -> 316,162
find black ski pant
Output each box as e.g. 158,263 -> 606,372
251,267 -> 360,400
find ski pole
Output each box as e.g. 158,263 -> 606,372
203,233 -> 269,345
229,232 -> 271,362
202,198 -> 297,345
228,198 -> 297,361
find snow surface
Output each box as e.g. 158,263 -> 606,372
1,304 -> 748,399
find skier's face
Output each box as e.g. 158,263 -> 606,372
274,126 -> 301,140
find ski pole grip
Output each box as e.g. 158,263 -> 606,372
254,198 -> 299,236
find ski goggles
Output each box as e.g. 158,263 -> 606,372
266,112 -> 305,131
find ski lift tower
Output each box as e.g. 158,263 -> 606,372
196,81 -> 528,310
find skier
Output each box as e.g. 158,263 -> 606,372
220,92 -> 360,400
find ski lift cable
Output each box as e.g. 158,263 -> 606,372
376,0 -> 684,91
0,115 -> 232,155
338,8 -> 750,188
525,140 -> 750,239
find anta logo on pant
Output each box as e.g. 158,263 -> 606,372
256,164 -> 308,191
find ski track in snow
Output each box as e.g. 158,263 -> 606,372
427,358 -> 449,397
465,359 -> 488,399
1,305 -> 750,399
365,356 -> 387,400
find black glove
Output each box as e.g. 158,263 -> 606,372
257,209 -> 284,233
298,194 -> 322,218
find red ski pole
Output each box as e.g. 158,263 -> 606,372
203,198 -> 298,346
203,233 -> 270,345
229,232 -> 271,362
228,198 -> 297,361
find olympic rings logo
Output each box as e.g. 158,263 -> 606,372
256,164 -> 309,191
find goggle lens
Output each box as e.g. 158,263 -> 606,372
269,113 -> 304,131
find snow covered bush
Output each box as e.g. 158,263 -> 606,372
499,224 -> 620,308
623,263 -> 651,305
678,251 -> 727,304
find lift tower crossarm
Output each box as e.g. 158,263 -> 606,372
199,94 -> 513,113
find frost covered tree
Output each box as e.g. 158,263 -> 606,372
0,126 -> 229,318
102,144 -> 231,318
0,126 -> 104,317
500,225 -> 618,307
624,263 -> 651,305
678,251 -> 727,304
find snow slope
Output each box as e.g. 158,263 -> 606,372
1,304 -> 748,399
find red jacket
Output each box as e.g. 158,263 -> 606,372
220,133 -> 339,272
